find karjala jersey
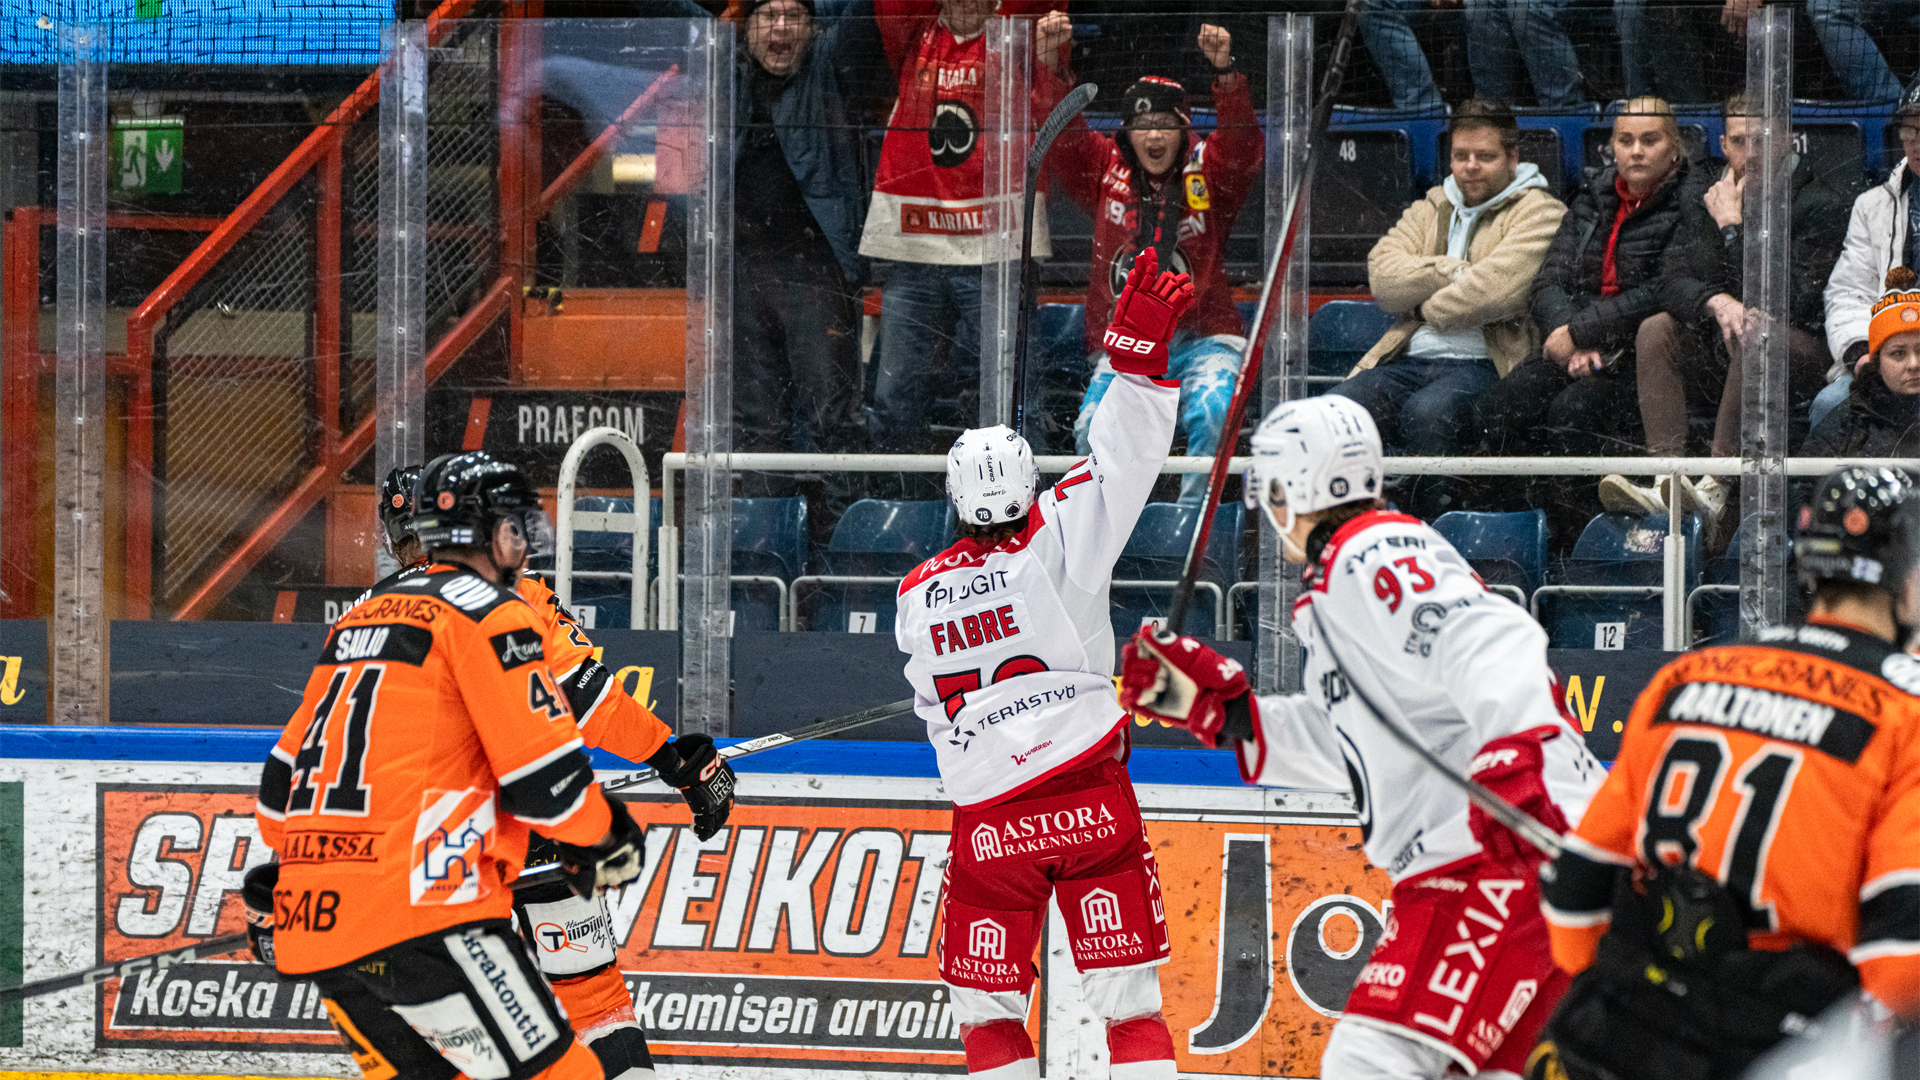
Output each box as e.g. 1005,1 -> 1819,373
894,373 -> 1177,808
1242,510 -> 1603,881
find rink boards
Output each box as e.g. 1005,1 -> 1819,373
0,740 -> 1388,1080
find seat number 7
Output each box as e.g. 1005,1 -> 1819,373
932,656 -> 1050,720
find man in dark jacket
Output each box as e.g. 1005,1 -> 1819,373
733,0 -> 883,483
1598,94 -> 1850,548
1477,97 -> 1708,543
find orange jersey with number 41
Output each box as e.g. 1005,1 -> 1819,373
1543,620 -> 1920,1015
255,565 -> 612,975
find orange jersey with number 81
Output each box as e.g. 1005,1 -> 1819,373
1543,621 -> 1920,1015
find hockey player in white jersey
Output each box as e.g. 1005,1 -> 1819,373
1118,395 -> 1603,1080
893,248 -> 1193,1080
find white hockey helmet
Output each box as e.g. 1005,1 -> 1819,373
1246,396 -> 1384,535
947,425 -> 1040,526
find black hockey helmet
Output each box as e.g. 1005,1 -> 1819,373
411,452 -> 552,556
1795,466 -> 1920,594
379,464 -> 422,550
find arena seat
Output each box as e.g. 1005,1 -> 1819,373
559,495 -> 661,629
798,499 -> 954,634
1307,300 -> 1397,381
1538,511 -> 1701,651
1110,501 -> 1243,639
1794,120 -> 1869,197
1319,107 -> 1428,287
1689,516 -> 1804,648
1791,99 -> 1894,185
731,496 -> 808,632
1431,509 -> 1548,604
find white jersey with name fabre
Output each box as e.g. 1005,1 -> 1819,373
895,373 -> 1179,809
1242,510 -> 1604,882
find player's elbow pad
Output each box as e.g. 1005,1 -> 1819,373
500,745 -> 599,826
559,658 -> 614,726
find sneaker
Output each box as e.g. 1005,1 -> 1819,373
1599,475 -> 1665,515
1669,474 -> 1730,551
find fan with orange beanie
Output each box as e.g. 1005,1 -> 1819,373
1804,267 -> 1920,458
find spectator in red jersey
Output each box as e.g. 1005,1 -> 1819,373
860,0 -> 1068,461
1043,21 -> 1262,502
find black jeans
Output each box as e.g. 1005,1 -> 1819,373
732,250 -> 866,457
1476,352 -> 1644,546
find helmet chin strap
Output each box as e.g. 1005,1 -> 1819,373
1264,496 -> 1312,563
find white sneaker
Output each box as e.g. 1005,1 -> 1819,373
1599,475 -> 1665,515
1669,474 -> 1730,550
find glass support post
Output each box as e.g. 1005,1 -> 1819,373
980,15 -> 1032,428
1256,13 -> 1312,694
52,25 -> 106,723
681,19 -> 735,736
376,22 -> 428,579
1737,7 -> 1792,638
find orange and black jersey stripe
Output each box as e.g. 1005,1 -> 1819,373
1542,619 -> 1920,1015
516,576 -> 671,764
254,565 -> 612,975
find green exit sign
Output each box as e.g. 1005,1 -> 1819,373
110,116 -> 183,195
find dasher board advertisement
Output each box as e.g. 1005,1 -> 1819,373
0,758 -> 1383,1079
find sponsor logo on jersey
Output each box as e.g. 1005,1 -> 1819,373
922,569 -> 1009,611
1496,978 -> 1538,1032
278,830 -> 379,865
928,602 -> 1023,657
1010,740 -> 1053,767
489,628 -> 544,670
1355,961 -> 1406,989
1882,653 -> 1920,695
1657,679 -> 1876,763
900,203 -> 982,236
391,992 -> 510,1079
411,789 -> 497,906
966,802 -> 1118,861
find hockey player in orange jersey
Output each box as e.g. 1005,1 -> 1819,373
269,457 -> 734,1080
1534,465 -> 1920,1079
248,453 -> 648,1080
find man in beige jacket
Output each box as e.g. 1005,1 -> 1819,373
1331,99 -> 1566,520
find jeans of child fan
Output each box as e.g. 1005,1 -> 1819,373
1357,0 -> 1446,110
870,260 -> 983,455
1464,0 -> 1588,108
1076,333 -> 1246,503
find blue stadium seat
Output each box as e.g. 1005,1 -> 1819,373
1540,511 -> 1701,650
1110,502 -> 1244,639
1514,106 -> 1600,198
731,496 -> 808,632
560,496 -> 662,629
1792,99 -> 1893,190
1432,509 -> 1549,601
801,499 -> 955,633
1690,517 -> 1804,648
1317,106 -> 1432,286
1308,300 -> 1397,381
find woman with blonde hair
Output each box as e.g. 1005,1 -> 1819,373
1476,96 -> 1708,546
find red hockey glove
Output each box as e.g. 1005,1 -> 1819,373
1102,246 -> 1196,376
1119,627 -> 1254,748
1467,726 -> 1572,870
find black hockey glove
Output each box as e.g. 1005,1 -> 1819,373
648,734 -> 736,841
553,794 -> 647,900
242,862 -> 278,970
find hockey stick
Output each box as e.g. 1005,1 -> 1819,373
1305,603 -> 1566,859
599,695 -> 917,794
1164,0 -> 1367,634
0,932 -> 252,1002
1010,80 -> 1099,437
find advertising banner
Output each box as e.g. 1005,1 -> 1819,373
0,758 -> 1381,1078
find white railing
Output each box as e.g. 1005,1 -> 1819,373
646,453 -> 1920,648
553,426 -> 650,629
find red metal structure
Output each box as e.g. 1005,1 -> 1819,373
0,0 -> 678,621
